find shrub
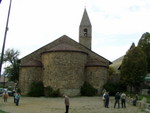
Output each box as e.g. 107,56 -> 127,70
44,86 -> 61,97
50,89 -> 61,97
28,81 -> 44,97
44,86 -> 53,97
16,88 -> 21,93
80,81 -> 97,96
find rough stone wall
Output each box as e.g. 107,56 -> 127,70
42,51 -> 87,96
79,37 -> 91,50
85,66 -> 108,93
61,37 -> 111,65
19,36 -> 111,96
19,67 -> 42,95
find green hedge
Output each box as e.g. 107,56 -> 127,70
28,81 -> 44,97
44,86 -> 61,97
80,81 -> 97,96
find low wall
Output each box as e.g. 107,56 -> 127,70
126,96 -> 150,113
136,97 -> 150,113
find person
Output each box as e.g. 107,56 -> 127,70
2,91 -> 9,102
135,94 -> 138,101
114,92 -> 120,108
121,92 -> 126,108
102,91 -> 106,107
64,95 -> 69,113
148,86 -> 150,94
104,92 -> 109,108
13,90 -> 17,103
15,92 -> 20,106
133,94 -> 138,106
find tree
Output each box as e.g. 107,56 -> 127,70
138,32 -> 150,72
109,66 -> 115,76
120,46 -> 147,93
2,48 -> 20,82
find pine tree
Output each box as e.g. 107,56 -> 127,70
120,46 -> 147,93
138,32 -> 150,72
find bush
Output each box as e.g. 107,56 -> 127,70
44,86 -> 61,97
103,82 -> 126,96
139,95 -> 150,103
16,88 -> 21,93
28,81 -> 44,97
80,81 -> 97,96
51,89 -> 61,97
44,86 -> 53,97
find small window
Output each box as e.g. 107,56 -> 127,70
83,28 -> 88,37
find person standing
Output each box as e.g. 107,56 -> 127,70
2,91 -> 9,102
114,92 -> 120,108
13,90 -> 17,103
64,95 -> 70,113
15,92 -> 20,106
133,94 -> 138,106
121,92 -> 126,108
104,92 -> 109,108
102,91 -> 106,107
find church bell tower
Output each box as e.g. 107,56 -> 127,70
79,8 -> 92,50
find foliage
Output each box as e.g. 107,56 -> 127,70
80,81 -> 97,96
44,86 -> 61,97
3,60 -> 19,82
28,81 -> 44,97
138,32 -> 150,73
3,48 -> 20,64
120,46 -> 147,93
44,86 -> 53,96
139,95 -> 150,103
103,81 -> 126,96
109,66 -> 115,75
16,88 -> 21,93
2,48 -> 20,82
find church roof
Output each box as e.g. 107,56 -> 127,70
21,59 -> 42,67
80,8 -> 91,26
86,59 -> 108,67
43,42 -> 87,54
20,35 -> 111,65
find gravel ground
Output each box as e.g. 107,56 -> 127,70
0,96 -> 144,113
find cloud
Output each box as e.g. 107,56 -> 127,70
0,0 -> 150,61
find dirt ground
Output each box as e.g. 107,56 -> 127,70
0,96 -> 144,113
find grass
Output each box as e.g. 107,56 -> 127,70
0,110 -> 9,113
139,95 -> 150,103
124,91 -> 150,103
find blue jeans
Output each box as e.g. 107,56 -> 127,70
16,99 -> 20,106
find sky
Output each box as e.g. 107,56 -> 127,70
0,0 -> 150,63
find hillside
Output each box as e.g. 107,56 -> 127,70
110,56 -> 124,72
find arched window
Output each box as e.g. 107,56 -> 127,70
83,28 -> 88,37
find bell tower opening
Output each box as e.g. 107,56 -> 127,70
84,28 -> 88,37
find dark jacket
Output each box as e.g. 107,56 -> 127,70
115,93 -> 120,100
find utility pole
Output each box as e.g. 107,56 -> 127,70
0,0 -> 12,78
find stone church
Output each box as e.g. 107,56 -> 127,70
19,9 -> 111,96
